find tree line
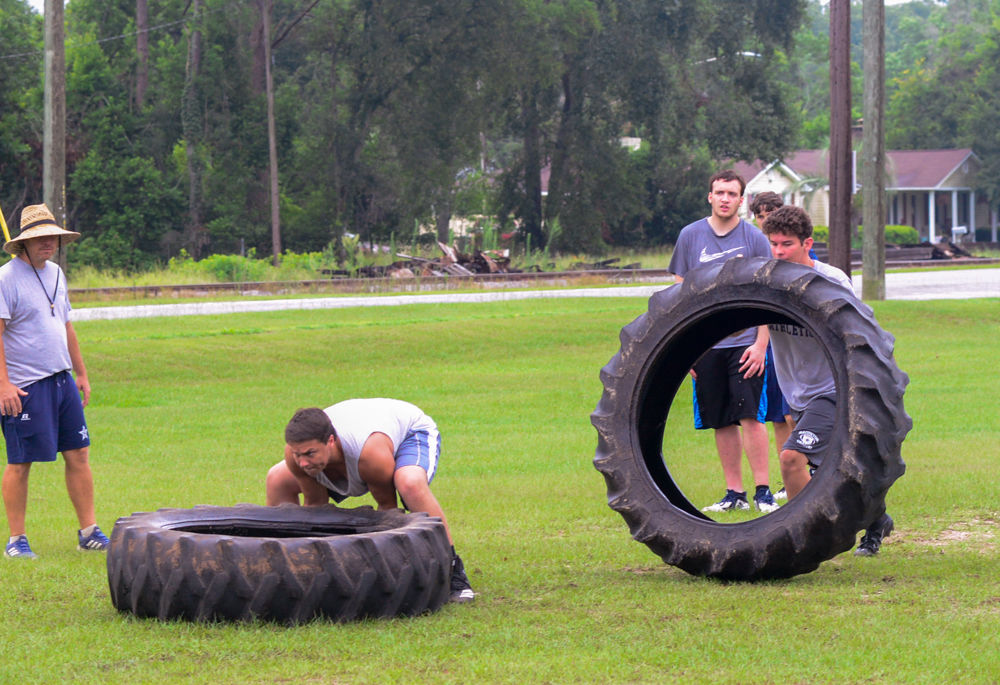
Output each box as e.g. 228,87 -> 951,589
0,0 -> 996,271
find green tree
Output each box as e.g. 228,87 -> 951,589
61,1 -> 186,267
489,0 -> 807,250
965,5 -> 1000,206
5,0 -> 816,264
886,17 -> 985,150
0,0 -> 43,218
282,0 -> 506,253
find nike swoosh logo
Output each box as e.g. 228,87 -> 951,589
699,246 -> 746,263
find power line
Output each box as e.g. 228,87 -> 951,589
0,2 -> 235,62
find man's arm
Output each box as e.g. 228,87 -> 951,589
739,325 -> 769,379
0,320 -> 27,416
357,432 -> 399,510
65,321 -> 90,407
284,446 -> 330,506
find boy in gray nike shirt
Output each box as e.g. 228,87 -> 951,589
668,170 -> 778,513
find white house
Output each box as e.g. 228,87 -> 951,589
733,149 -> 1000,243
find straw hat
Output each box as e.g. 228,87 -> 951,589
4,204 -> 81,255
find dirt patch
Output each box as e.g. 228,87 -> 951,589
899,516 -> 997,553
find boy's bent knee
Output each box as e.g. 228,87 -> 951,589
779,449 -> 807,471
393,465 -> 430,495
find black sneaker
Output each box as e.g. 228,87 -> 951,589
854,514 -> 894,557
450,552 -> 475,603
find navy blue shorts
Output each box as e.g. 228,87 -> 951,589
2,371 -> 90,464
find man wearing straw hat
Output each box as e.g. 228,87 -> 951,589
0,204 -> 109,559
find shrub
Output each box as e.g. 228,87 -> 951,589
167,250 -> 269,283
975,227 -> 996,243
812,225 -> 919,246
163,249 -> 338,282
857,224 -> 920,245
204,254 -> 271,282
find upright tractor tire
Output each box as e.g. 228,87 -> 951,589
591,257 -> 910,580
107,504 -> 452,624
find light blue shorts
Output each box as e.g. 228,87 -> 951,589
394,429 -> 440,482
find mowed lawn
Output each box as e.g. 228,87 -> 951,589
1,295 -> 997,684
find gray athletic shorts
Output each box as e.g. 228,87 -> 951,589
783,396 -> 836,467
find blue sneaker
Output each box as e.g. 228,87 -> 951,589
78,526 -> 110,551
5,535 -> 38,560
702,489 -> 750,512
753,487 -> 781,513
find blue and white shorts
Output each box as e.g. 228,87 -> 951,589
2,371 -> 90,464
394,429 -> 440,483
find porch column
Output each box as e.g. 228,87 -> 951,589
928,192 -> 936,242
951,190 -> 959,241
992,206 -> 998,242
969,190 -> 976,242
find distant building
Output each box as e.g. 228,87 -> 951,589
733,149 -> 999,243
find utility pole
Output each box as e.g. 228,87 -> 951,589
136,0 -> 150,110
260,0 -> 282,266
862,0 -> 887,300
183,0 -> 205,258
829,0 -> 852,278
43,0 -> 66,268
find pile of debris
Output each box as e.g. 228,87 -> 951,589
568,257 -> 642,270
812,240 -> 977,264
330,242 -> 520,279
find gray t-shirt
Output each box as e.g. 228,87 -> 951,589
668,217 -> 771,348
0,258 -> 73,387
767,260 -> 854,411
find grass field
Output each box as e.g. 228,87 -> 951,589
1,295 -> 998,684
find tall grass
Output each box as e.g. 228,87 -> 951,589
56,244 -> 680,289
1,297 -> 997,684
36,238 -> 1000,290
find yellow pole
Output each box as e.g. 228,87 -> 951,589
0,204 -> 10,243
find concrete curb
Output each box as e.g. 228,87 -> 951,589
70,268 -> 1000,321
